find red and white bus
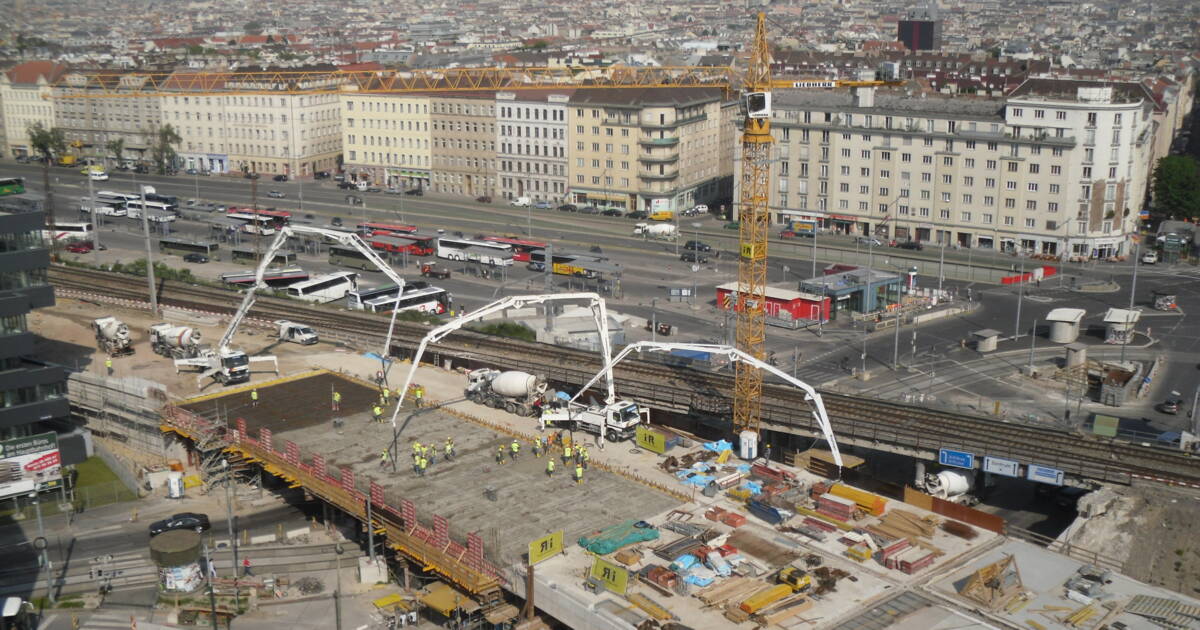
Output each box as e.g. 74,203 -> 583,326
227,208 -> 291,231
356,221 -> 417,237
368,233 -> 436,257
483,236 -> 546,262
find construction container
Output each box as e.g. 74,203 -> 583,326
816,494 -> 856,521
830,484 -> 887,516
845,544 -> 873,563
166,471 -> 185,499
877,538 -> 911,564
739,430 -> 759,460
895,548 -> 936,574
719,512 -> 747,528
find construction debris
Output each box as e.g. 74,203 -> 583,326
957,555 -> 1023,611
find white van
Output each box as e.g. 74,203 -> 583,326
356,180 -> 369,191
510,197 -> 531,207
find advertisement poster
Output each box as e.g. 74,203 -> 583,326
0,432 -> 62,499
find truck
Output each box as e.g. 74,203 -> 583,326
92,316 -> 133,356
915,467 -> 990,506
539,399 -> 649,442
274,320 -> 318,345
148,323 -> 202,359
780,219 -> 816,238
648,209 -> 674,221
739,568 -> 811,614
634,223 -> 677,240
464,368 -> 547,416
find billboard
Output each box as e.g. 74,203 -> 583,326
0,432 -> 63,499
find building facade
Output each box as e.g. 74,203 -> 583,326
0,62 -> 66,158
430,94 -> 497,198
340,92 -> 431,189
759,81 -> 1153,259
495,90 -> 571,203
55,72 -> 160,168
897,8 -> 942,51
568,88 -> 729,212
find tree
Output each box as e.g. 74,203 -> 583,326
27,123 -> 65,231
105,137 -> 125,168
149,124 -> 182,175
1152,155 -> 1200,220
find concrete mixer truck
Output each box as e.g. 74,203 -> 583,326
633,223 -> 677,240
148,323 -> 203,359
464,369 -> 548,416
92,316 -> 133,356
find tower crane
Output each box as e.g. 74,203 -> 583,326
62,13 -> 898,434
174,224 -> 403,386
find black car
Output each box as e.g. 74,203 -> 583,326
627,211 -> 649,220
685,240 -> 711,252
557,204 -> 577,212
267,190 -> 285,198
149,512 -> 211,536
273,174 -> 288,182
243,172 -> 260,179
476,196 -> 492,203
366,186 -> 382,193
578,205 -> 600,215
331,217 -> 343,227
314,171 -> 331,179
182,253 -> 208,264
404,188 -> 424,196
601,208 -> 623,217
680,252 -> 709,264
896,241 -> 923,251
338,181 -> 356,190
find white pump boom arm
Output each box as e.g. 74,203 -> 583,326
390,293 -> 615,444
569,341 -> 843,471
217,224 -> 403,353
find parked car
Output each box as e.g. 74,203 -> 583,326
680,252 -> 709,264
557,204 -> 577,212
66,241 -> 93,254
183,168 -> 198,175
183,253 -> 209,264
267,190 -> 285,199
405,188 -> 424,196
385,188 -> 403,195
332,174 -> 345,182
272,174 -> 288,182
722,221 -> 739,230
510,196 -> 532,207
601,208 -> 623,217
534,200 -> 552,209
338,181 -> 356,190
856,236 -> 883,246
1142,251 -> 1158,264
476,196 -> 492,203
243,172 -> 260,179
15,155 -> 29,163
578,205 -> 600,214
366,186 -> 382,193
896,241 -> 923,251
149,512 -> 211,537
691,204 -> 709,214
628,210 -> 649,220
314,171 -> 331,179
684,240 -> 711,252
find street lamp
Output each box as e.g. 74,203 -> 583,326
222,459 -> 240,610
334,543 -> 344,630
139,184 -> 159,315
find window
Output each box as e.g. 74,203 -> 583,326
858,201 -> 869,210
1048,202 -> 1059,213
962,194 -> 973,204
1025,218 -> 1036,228
1034,109 -> 1045,119
859,185 -> 869,194
881,151 -> 891,161
840,166 -> 849,176
1006,162 -> 1018,173
1081,184 -> 1091,199
861,150 -> 871,159
939,209 -> 950,219
1026,200 -> 1037,210
1082,167 -> 1092,179
1011,108 -> 1023,117
920,190 -> 931,200
841,148 -> 851,158
982,213 -> 993,224
986,160 -> 997,170
901,153 -> 912,162
985,178 -> 996,188
1004,216 -> 1015,226
922,155 -> 933,165
1056,111 -> 1066,120
987,142 -> 998,151
880,169 -> 890,178
839,183 -> 850,193
921,173 -> 932,182
960,211 -> 972,222
1027,182 -> 1038,192
943,156 -> 954,166
1005,198 -> 1016,208
860,168 -> 870,177
879,187 -> 889,197
1006,181 -> 1017,190
898,204 -> 909,215
963,176 -> 974,186
919,207 -> 930,217
1049,184 -> 1060,194
965,158 -> 975,168
942,174 -> 953,184
941,192 -> 951,202
1029,163 -> 1040,174
1050,165 -> 1062,176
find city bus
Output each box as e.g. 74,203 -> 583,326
221,267 -> 309,287
528,249 -> 598,278
435,237 -> 513,266
286,271 -> 359,303
79,197 -> 127,217
483,236 -> 546,262
159,238 -> 219,257
328,245 -> 388,271
126,199 -> 178,220
96,191 -> 140,205
227,208 -> 290,229
226,212 -> 277,235
42,221 -> 94,242
356,221 -> 416,236
231,249 -> 297,266
145,192 -> 178,207
0,177 -> 25,196
369,233 -> 436,257
362,285 -> 451,315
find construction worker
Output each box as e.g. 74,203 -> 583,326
412,455 -> 421,475
379,448 -> 390,470
412,441 -> 422,460
546,459 -> 555,477
373,404 -> 383,423
381,387 -> 391,404
250,389 -> 259,407
414,385 -> 424,408
444,437 -> 455,460
764,443 -> 773,463
332,390 -> 341,412
418,456 -> 428,477
496,445 -> 505,465
574,464 -> 584,485
580,446 -> 590,470
510,439 -> 520,461
562,444 -> 572,465
104,357 -> 113,376
532,439 -> 541,458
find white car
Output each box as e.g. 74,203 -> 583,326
88,171 -> 108,181
1141,251 -> 1158,264
510,196 -> 531,207
691,204 -> 709,214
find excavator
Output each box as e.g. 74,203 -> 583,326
173,224 -> 405,387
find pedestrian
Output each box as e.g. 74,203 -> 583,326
510,439 -> 520,461
379,448 -> 390,470
373,404 -> 383,423
251,388 -> 259,407
574,464 -> 584,485
418,456 -> 428,477
242,557 -> 253,577
496,445 -> 505,465
546,459 -> 555,477
332,390 -> 341,412
444,437 -> 455,460
562,444 -> 572,465
105,357 -> 113,376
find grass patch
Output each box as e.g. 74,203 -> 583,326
73,456 -> 121,489
469,321 -> 536,342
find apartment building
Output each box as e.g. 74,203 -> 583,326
567,88 -> 729,212
161,73 -> 342,176
430,94 -> 497,198
761,81 -> 1154,259
495,90 -> 571,203
55,71 -> 160,167
0,62 -> 66,158
340,91 -> 431,189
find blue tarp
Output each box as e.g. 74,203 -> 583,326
742,481 -> 763,495
736,464 -> 752,474
683,574 -> 715,587
578,520 -> 660,555
703,440 -> 733,452
670,554 -> 699,571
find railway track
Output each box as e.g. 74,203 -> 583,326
50,266 -> 1200,487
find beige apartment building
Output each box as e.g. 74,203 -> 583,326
55,71 -> 159,167
340,91 -> 431,189
430,94 -> 497,198
0,61 -> 66,158
758,80 -> 1155,259
567,88 -> 730,212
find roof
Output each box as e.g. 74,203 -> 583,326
1045,308 -> 1086,324
1103,308 -> 1141,324
773,88 -> 1005,119
6,61 -> 69,85
1007,77 -> 1159,110
569,87 -> 725,108
716,281 -> 824,302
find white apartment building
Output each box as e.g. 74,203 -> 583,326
340,91 -> 431,189
760,80 -> 1155,259
0,62 -> 66,158
495,90 -> 571,203
55,71 -> 160,167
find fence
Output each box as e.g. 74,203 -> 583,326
1008,526 -> 1126,572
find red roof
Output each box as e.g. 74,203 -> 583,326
6,61 -> 68,85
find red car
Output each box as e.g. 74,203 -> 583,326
66,241 -> 93,254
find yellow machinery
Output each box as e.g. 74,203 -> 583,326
739,567 -> 812,613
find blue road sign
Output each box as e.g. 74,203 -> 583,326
938,448 -> 975,469
1026,464 -> 1065,486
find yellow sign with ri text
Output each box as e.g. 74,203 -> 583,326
590,557 -> 630,595
528,531 -> 564,565
635,425 -> 666,454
